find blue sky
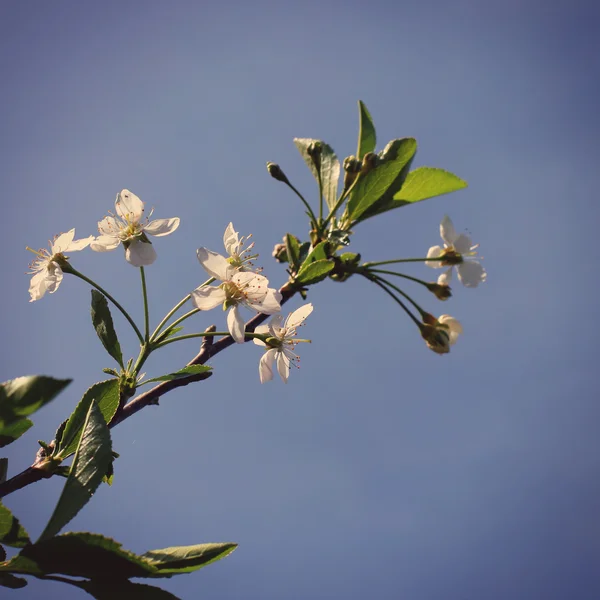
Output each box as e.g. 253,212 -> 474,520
1,1 -> 599,598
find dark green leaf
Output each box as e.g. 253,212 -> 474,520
39,401 -> 113,541
357,100 -> 376,159
91,291 -> 124,368
56,379 -> 120,459
301,241 -> 328,266
293,138 -> 340,211
0,545 -> 5,561
345,138 -> 417,224
392,167 -> 468,205
295,259 -> 334,286
11,533 -> 155,579
0,419 -> 32,448
0,459 -> 6,484
141,542 -> 237,575
0,572 -> 28,589
143,365 -> 212,385
0,376 -> 71,431
78,580 -> 182,599
0,502 -> 31,547
284,234 -> 301,271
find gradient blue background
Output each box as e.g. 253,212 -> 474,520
1,1 -> 599,598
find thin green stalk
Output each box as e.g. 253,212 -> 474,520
363,257 -> 443,267
284,180 -> 318,225
369,268 -> 431,288
373,275 -> 427,318
140,267 -> 150,342
322,174 -> 360,229
367,276 -> 421,328
154,330 -> 263,349
65,265 -> 144,343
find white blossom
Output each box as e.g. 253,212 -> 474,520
253,304 -> 313,383
27,229 -> 93,302
192,248 -> 281,343
90,189 -> 180,267
426,215 -> 486,288
223,222 -> 259,272
420,313 -> 463,354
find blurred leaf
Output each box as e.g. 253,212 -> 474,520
0,572 -> 28,589
0,459 -> 6,484
356,100 -> 376,159
91,291 -> 124,368
284,234 -> 301,271
0,376 -> 71,432
57,380 -> 119,459
345,138 -> 417,224
0,502 -> 31,547
141,542 -> 237,575
39,401 -> 112,541
0,419 -> 32,448
294,138 -> 340,211
295,259 -> 334,286
0,544 -> 5,561
143,365 -> 212,385
78,580 -> 182,599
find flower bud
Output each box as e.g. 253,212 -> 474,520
343,156 -> 361,190
266,162 -> 290,184
426,282 -> 452,301
360,152 -> 377,175
307,141 -> 323,171
272,241 -> 288,263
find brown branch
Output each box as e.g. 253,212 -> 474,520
0,284 -> 296,498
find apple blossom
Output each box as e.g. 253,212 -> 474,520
419,312 -> 463,354
253,304 -> 313,383
192,248 -> 281,343
27,229 -> 93,302
426,215 -> 486,288
90,189 -> 180,267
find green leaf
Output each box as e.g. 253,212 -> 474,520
0,572 -> 28,589
0,459 -> 6,484
0,376 -> 71,432
7,533 -> 156,579
294,138 -> 340,211
295,259 -> 334,286
345,138 -> 417,224
143,365 -> 212,385
39,401 -> 113,541
78,580 -> 182,599
56,379 -> 120,459
0,419 -> 32,448
357,100 -> 376,159
0,502 -> 31,548
91,291 -> 124,368
141,542 -> 237,575
392,166 -> 468,205
158,326 -> 184,342
284,234 -> 301,271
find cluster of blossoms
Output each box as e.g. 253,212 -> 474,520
27,190 -> 312,383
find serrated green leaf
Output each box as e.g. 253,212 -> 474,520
57,379 -> 120,459
345,138 -> 417,224
0,459 -> 6,484
295,259 -> 334,286
0,502 -> 31,548
357,100 -> 376,159
0,572 -> 28,589
39,401 -> 112,541
392,167 -> 468,204
294,138 -> 340,211
302,241 -> 328,265
78,580 -> 182,599
141,542 -> 237,575
91,291 -> 124,368
284,234 -> 301,271
143,365 -> 212,385
0,376 -> 71,431
10,532 -> 156,579
0,419 -> 32,448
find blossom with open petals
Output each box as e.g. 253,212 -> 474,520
426,215 -> 486,288
192,248 -> 281,343
27,229 -> 93,302
253,304 -> 313,383
223,222 -> 260,272
420,312 -> 463,354
90,189 -> 180,267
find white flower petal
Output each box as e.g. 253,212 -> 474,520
51,229 -> 76,253
97,216 -> 120,236
197,248 -> 234,281
254,287 -> 281,315
440,215 -> 457,246
439,314 -> 463,345
285,304 -> 313,329
253,324 -> 269,346
116,189 -> 144,222
144,217 -> 180,237
227,305 -> 246,343
457,261 -> 487,288
126,240 -> 157,266
453,233 -> 473,255
276,351 -> 290,383
223,222 -> 239,256
29,269 -> 50,302
191,286 -> 226,310
268,314 -> 285,337
65,235 -> 94,252
259,349 -> 277,383
437,268 -> 453,286
90,235 -> 121,252
426,245 -> 444,268
45,264 -> 64,294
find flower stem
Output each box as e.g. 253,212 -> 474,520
284,180 -> 318,225
154,330 -> 264,349
374,275 -> 428,318
140,267 -> 150,343
369,276 -> 422,327
363,257 -> 442,267
65,265 -> 144,343
369,268 -> 432,288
